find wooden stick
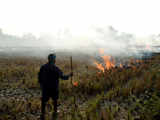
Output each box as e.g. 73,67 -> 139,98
70,56 -> 73,85
70,56 -> 77,109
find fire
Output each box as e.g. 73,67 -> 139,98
102,55 -> 115,70
94,48 -> 115,72
73,81 -> 78,87
94,48 -> 143,71
94,61 -> 105,72
119,63 -> 123,68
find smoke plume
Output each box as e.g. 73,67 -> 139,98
0,26 -> 160,58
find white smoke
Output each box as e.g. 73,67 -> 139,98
0,26 -> 160,57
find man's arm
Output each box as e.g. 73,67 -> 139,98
57,67 -> 73,80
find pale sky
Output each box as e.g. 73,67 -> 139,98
0,0 -> 160,37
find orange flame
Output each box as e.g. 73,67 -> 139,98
94,61 -> 105,72
94,48 -> 143,71
102,55 -> 115,70
73,81 -> 78,87
94,48 -> 115,72
119,63 -> 123,68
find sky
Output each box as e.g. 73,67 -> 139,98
0,0 -> 160,37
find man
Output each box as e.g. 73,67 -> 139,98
38,53 -> 73,120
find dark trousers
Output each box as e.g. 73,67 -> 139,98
41,89 -> 59,120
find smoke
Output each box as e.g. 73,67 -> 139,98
0,27 -> 160,58
0,29 -> 48,47
91,26 -> 160,56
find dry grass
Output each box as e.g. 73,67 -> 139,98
0,54 -> 160,120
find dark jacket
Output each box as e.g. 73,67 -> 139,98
38,63 -> 69,91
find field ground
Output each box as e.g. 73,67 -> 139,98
0,54 -> 160,120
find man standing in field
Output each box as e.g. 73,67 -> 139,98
38,53 -> 73,120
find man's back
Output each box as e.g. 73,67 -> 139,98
39,63 -> 61,90
38,63 -> 70,90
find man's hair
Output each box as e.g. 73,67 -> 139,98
48,53 -> 56,61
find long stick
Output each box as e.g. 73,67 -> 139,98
70,56 -> 73,86
70,56 -> 77,108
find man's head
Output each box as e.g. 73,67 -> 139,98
48,53 -> 56,64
